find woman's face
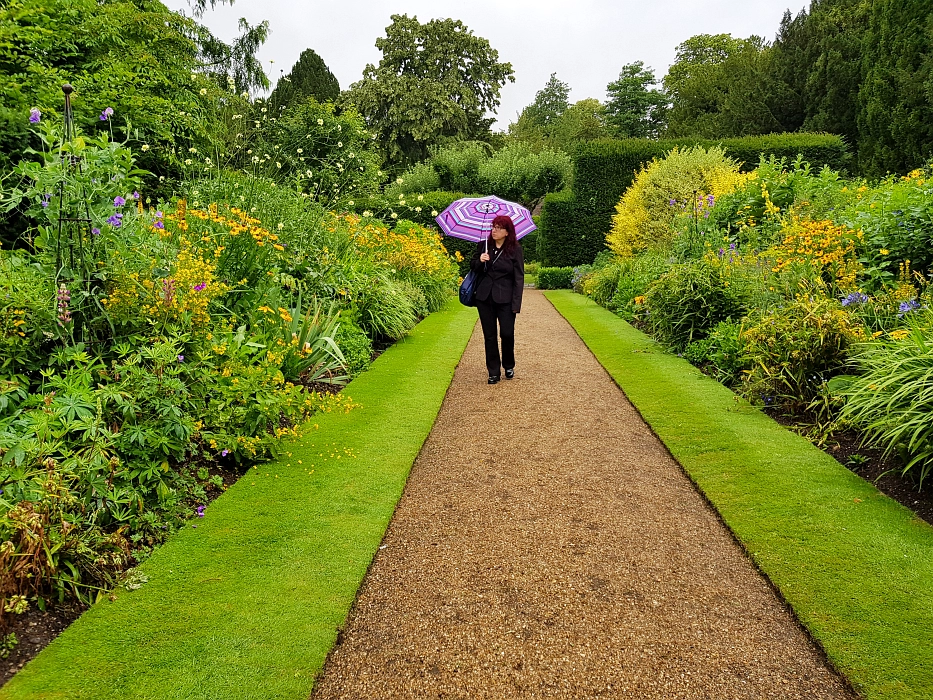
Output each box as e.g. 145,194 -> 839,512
491,224 -> 507,243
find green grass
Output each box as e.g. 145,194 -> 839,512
545,290 -> 933,700
1,301 -> 477,700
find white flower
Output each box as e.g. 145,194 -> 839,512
247,149 -> 253,154
159,176 -> 165,182
336,124 -> 341,131
431,210 -> 438,216
417,194 -> 424,201
349,152 -> 355,158
192,201 -> 199,207
391,212 -> 398,219
276,162 -> 282,169
205,157 -> 212,165
317,118 -> 324,126
261,107 -> 267,113
184,158 -> 192,165
141,144 -> 150,152
252,156 -> 260,163
400,200 -> 406,206
241,91 -> 249,98
232,114 -> 241,120
199,88 -> 207,96
193,190 -> 199,196
362,210 -> 372,218
348,200 -> 354,206
274,145 -> 280,150
337,141 -> 342,147
297,148 -> 303,154
378,170 -> 384,176
277,222 -> 284,230
226,75 -> 235,84
415,206 -> 422,212
189,147 -> 197,153
239,195 -> 245,201
396,177 -> 404,184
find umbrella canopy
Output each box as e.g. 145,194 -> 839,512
434,195 -> 536,242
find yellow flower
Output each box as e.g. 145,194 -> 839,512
879,249 -> 889,256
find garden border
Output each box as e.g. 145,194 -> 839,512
545,290 -> 933,700
0,301 -> 477,700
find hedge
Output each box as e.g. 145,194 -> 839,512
537,191 -> 609,267
537,133 -> 851,267
535,266 -> 574,289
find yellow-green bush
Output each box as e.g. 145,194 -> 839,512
607,146 -> 750,258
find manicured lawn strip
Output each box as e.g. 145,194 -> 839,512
545,290 -> 933,700
1,301 -> 477,700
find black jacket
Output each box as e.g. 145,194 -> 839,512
470,240 -> 524,313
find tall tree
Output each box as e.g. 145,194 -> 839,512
342,14 -> 514,167
857,0 -> 933,175
523,73 -> 571,129
268,48 -> 340,111
603,61 -> 669,138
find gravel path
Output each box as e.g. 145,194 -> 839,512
312,290 -> 856,699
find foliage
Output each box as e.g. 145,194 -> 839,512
509,98 -> 609,154
334,312 -> 373,377
535,267 -> 574,290
643,256 -> 747,351
267,48 -> 340,111
683,318 -> 745,384
840,309 -> 933,485
663,33 -> 787,138
739,294 -> 864,408
607,146 -> 748,257
604,62 -> 669,139
341,14 -> 514,167
519,73 -> 570,131
254,97 -> 382,206
0,0 -> 268,182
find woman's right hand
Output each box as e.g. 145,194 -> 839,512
480,252 -> 490,262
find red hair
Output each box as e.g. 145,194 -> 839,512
488,214 -> 518,253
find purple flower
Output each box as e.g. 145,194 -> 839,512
132,191 -> 140,200
92,227 -> 101,236
100,107 -> 114,121
177,354 -> 185,363
193,283 -> 206,292
196,505 -> 206,518
154,220 -> 165,230
41,193 -> 51,209
106,214 -> 123,227
898,299 -> 921,317
668,199 -> 677,206
729,242 -> 736,252
707,194 -> 715,206
841,291 -> 869,307
718,247 -> 725,257
155,211 -> 164,218
29,108 -> 41,124
113,195 -> 126,207
221,449 -> 229,457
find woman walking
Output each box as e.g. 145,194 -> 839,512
470,215 -> 524,384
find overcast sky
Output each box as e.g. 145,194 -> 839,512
164,0 -> 806,130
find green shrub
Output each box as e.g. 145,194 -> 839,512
644,257 -> 747,351
608,252 -> 672,320
683,319 -> 746,384
475,143 -> 571,207
334,311 -> 373,377
536,266 -> 574,289
839,311 -> 933,485
384,161 -> 441,199
740,295 -> 864,408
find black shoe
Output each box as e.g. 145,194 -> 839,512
488,375 -> 500,384
504,368 -> 515,380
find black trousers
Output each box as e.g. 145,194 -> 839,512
476,298 -> 516,376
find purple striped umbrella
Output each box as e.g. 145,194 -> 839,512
434,195 -> 536,243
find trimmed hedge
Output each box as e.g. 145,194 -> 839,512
536,266 -> 574,289
538,133 -> 851,267
537,191 -> 609,267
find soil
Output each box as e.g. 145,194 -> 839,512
312,290 -> 855,699
767,411 -> 933,526
0,603 -> 85,685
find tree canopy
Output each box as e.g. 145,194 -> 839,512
341,14 -> 514,168
268,48 -> 340,111
603,62 -> 669,139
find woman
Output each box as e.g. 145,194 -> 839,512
470,214 -> 524,384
